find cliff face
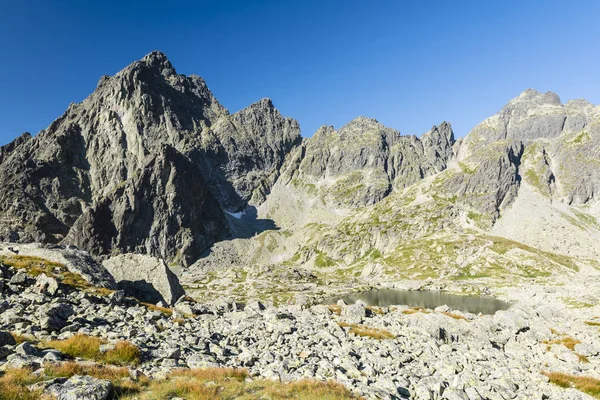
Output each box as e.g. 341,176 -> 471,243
0,51 -> 300,265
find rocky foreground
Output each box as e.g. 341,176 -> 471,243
1,254 -> 600,399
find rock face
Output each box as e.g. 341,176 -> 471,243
63,145 -> 227,265
103,253 -> 185,305
283,117 -> 455,208
0,51 -> 300,265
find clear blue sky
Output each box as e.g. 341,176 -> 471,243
1,0 -> 599,145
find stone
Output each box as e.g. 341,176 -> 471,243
186,353 -> 219,369
34,273 -> 59,296
103,254 -> 185,305
15,341 -> 40,357
38,303 -> 75,332
46,375 -> 112,400
341,303 -> 366,324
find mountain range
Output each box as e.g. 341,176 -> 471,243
1,51 -> 599,301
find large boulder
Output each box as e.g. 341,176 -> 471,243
103,254 -> 185,305
37,303 -> 75,332
0,243 -> 116,289
46,375 -> 112,400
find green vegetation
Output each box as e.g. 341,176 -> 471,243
458,162 -> 477,174
561,297 -> 594,309
314,251 -> 337,268
524,168 -> 549,196
570,130 -> 591,145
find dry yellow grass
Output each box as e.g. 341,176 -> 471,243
140,302 -> 173,316
44,334 -> 141,366
441,311 -> 468,321
543,372 -> 600,398
9,332 -> 32,345
1,366 -> 360,400
365,306 -> 384,315
337,322 -> 396,340
585,321 -> 600,327
327,305 -> 342,315
577,353 -> 590,363
0,368 -> 44,400
121,368 -> 360,400
542,336 -> 581,351
1,255 -> 90,291
402,307 -> 430,315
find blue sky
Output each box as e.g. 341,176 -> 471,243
1,0 -> 599,144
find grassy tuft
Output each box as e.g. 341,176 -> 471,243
543,371 -> 600,398
44,334 -> 140,366
441,311 -> 468,321
585,321 -> 600,327
337,322 -> 395,340
327,305 -> 342,315
124,368 -> 359,400
0,368 -> 43,400
365,306 -> 384,315
402,307 -> 430,315
9,332 -> 32,345
1,255 -> 90,291
140,302 -> 173,316
542,336 -> 581,351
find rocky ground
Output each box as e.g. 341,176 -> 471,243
2,255 -> 600,399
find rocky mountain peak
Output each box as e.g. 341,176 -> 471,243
509,89 -> 562,107
140,50 -> 177,76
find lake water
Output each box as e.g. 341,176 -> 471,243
321,289 -> 511,315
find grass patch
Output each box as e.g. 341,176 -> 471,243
140,302 -> 173,316
10,332 -> 32,345
327,305 -> 342,315
44,334 -> 141,366
0,368 -> 43,400
122,368 -> 359,400
542,336 -> 581,351
0,366 -> 359,400
402,307 -> 430,315
585,321 -> 600,327
441,311 -> 468,321
561,297 -> 594,309
577,353 -> 590,363
337,322 -> 395,340
543,371 -> 600,398
1,255 -> 91,291
365,306 -> 384,315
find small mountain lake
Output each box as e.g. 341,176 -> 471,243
321,289 -> 511,315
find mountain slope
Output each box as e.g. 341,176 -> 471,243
181,90 -> 600,302
0,51 -> 300,265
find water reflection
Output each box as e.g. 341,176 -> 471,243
321,289 -> 511,315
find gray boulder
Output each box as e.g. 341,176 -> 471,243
46,375 -> 112,400
34,273 -> 59,296
103,254 -> 185,305
37,303 -> 75,332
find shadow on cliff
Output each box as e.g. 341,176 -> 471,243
226,206 -> 279,238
